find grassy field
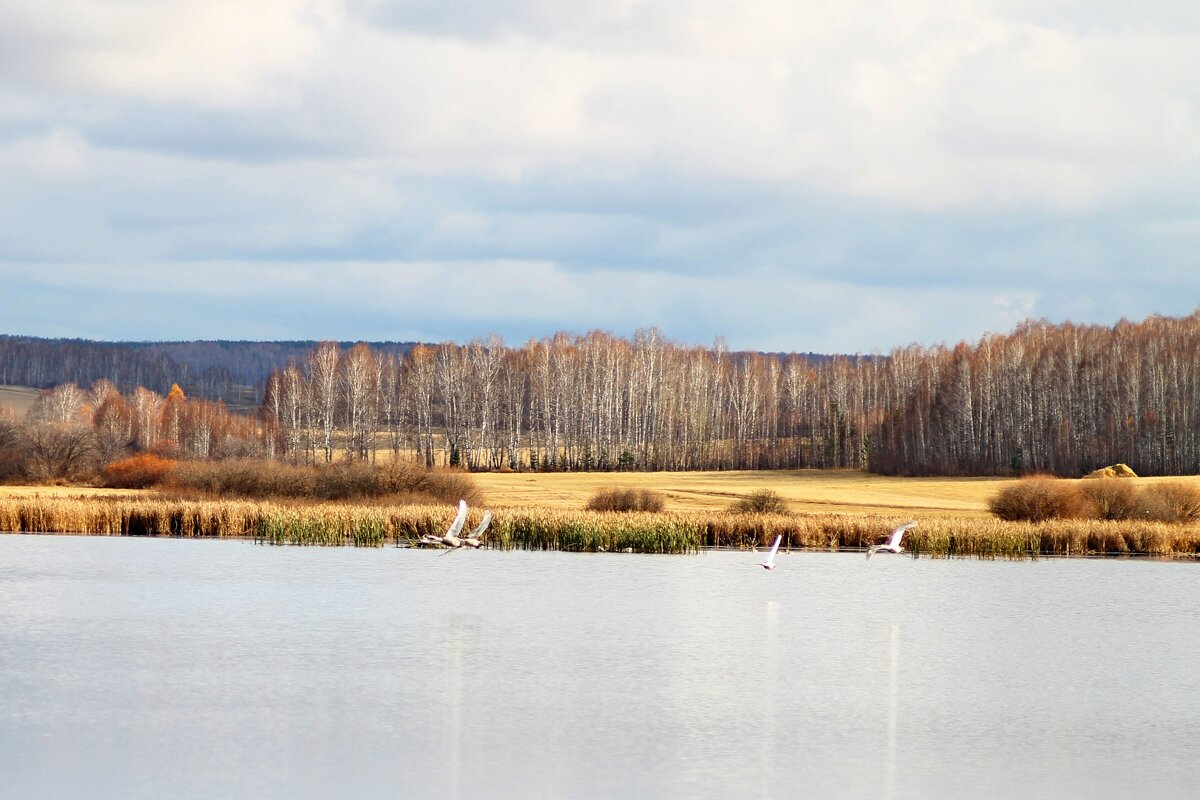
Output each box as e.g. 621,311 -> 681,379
0,385 -> 38,417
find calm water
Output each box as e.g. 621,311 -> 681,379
1,535 -> 1197,800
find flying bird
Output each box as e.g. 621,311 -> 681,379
462,511 -> 493,549
441,499 -> 469,547
866,521 -> 917,559
420,499 -> 469,548
760,534 -> 782,570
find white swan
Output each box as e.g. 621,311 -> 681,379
461,511 -> 492,549
441,499 -> 469,546
420,499 -> 469,548
866,521 -> 917,559
761,534 -> 782,570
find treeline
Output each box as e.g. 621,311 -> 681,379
8,311 -> 1200,478
260,332 -> 874,471
0,335 -> 416,405
259,312 -> 1200,477
871,313 -> 1200,475
0,382 -> 263,482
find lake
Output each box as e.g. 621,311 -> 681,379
1,535 -> 1197,799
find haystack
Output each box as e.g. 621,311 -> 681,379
1086,463 -> 1138,478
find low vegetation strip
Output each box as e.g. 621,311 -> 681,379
2,498 -> 1198,557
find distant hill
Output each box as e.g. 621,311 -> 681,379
0,336 -> 418,405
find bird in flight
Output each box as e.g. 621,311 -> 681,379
461,511 -> 492,549
866,521 -> 917,559
761,534 -> 782,570
420,499 -> 469,548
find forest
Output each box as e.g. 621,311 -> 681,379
0,335 -> 416,404
3,310 -> 1199,479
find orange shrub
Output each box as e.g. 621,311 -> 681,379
101,454 -> 178,489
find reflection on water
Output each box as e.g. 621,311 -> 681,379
761,599 -> 777,799
443,615 -> 481,800
1,536 -> 1199,800
886,623 -> 899,799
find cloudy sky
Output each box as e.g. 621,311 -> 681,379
3,1 -> 1199,353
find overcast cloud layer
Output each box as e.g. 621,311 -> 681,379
2,0 -> 1199,352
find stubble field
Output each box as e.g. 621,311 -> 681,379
472,468 -> 1006,517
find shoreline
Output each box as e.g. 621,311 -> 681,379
2,494 -> 1198,559
4,529 -> 1195,562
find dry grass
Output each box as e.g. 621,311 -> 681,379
0,485 -> 148,499
0,385 -> 38,417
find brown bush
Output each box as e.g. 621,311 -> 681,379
101,454 -> 178,489
1079,478 -> 1139,521
988,477 -> 1087,522
162,459 -> 480,505
728,489 -> 790,515
1137,482 -> 1200,523
586,487 -> 666,513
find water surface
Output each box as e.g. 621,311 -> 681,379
1,536 -> 1196,799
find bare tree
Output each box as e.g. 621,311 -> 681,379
340,343 -> 379,461
305,342 -> 340,463
21,422 -> 98,482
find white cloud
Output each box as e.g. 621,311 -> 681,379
0,0 -> 338,109
3,1 -> 1200,348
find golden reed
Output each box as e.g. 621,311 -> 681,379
1,497 -> 1198,557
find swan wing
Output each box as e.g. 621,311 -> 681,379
467,510 -> 492,539
887,521 -> 916,549
763,534 -> 782,566
446,500 -> 469,538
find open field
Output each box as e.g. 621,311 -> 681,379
475,469 -> 1020,517
0,385 -> 38,417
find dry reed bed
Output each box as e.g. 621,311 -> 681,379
1,497 -> 1198,558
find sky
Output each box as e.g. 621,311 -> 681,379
2,0 -> 1199,354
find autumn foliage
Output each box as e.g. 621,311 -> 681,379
9,309 -> 1200,481
101,454 -> 178,489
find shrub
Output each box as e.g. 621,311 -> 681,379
162,459 -> 480,505
585,487 -> 666,513
988,477 -> 1086,522
1079,478 -> 1139,521
1137,482 -> 1200,523
728,489 -> 790,515
101,454 -> 178,489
